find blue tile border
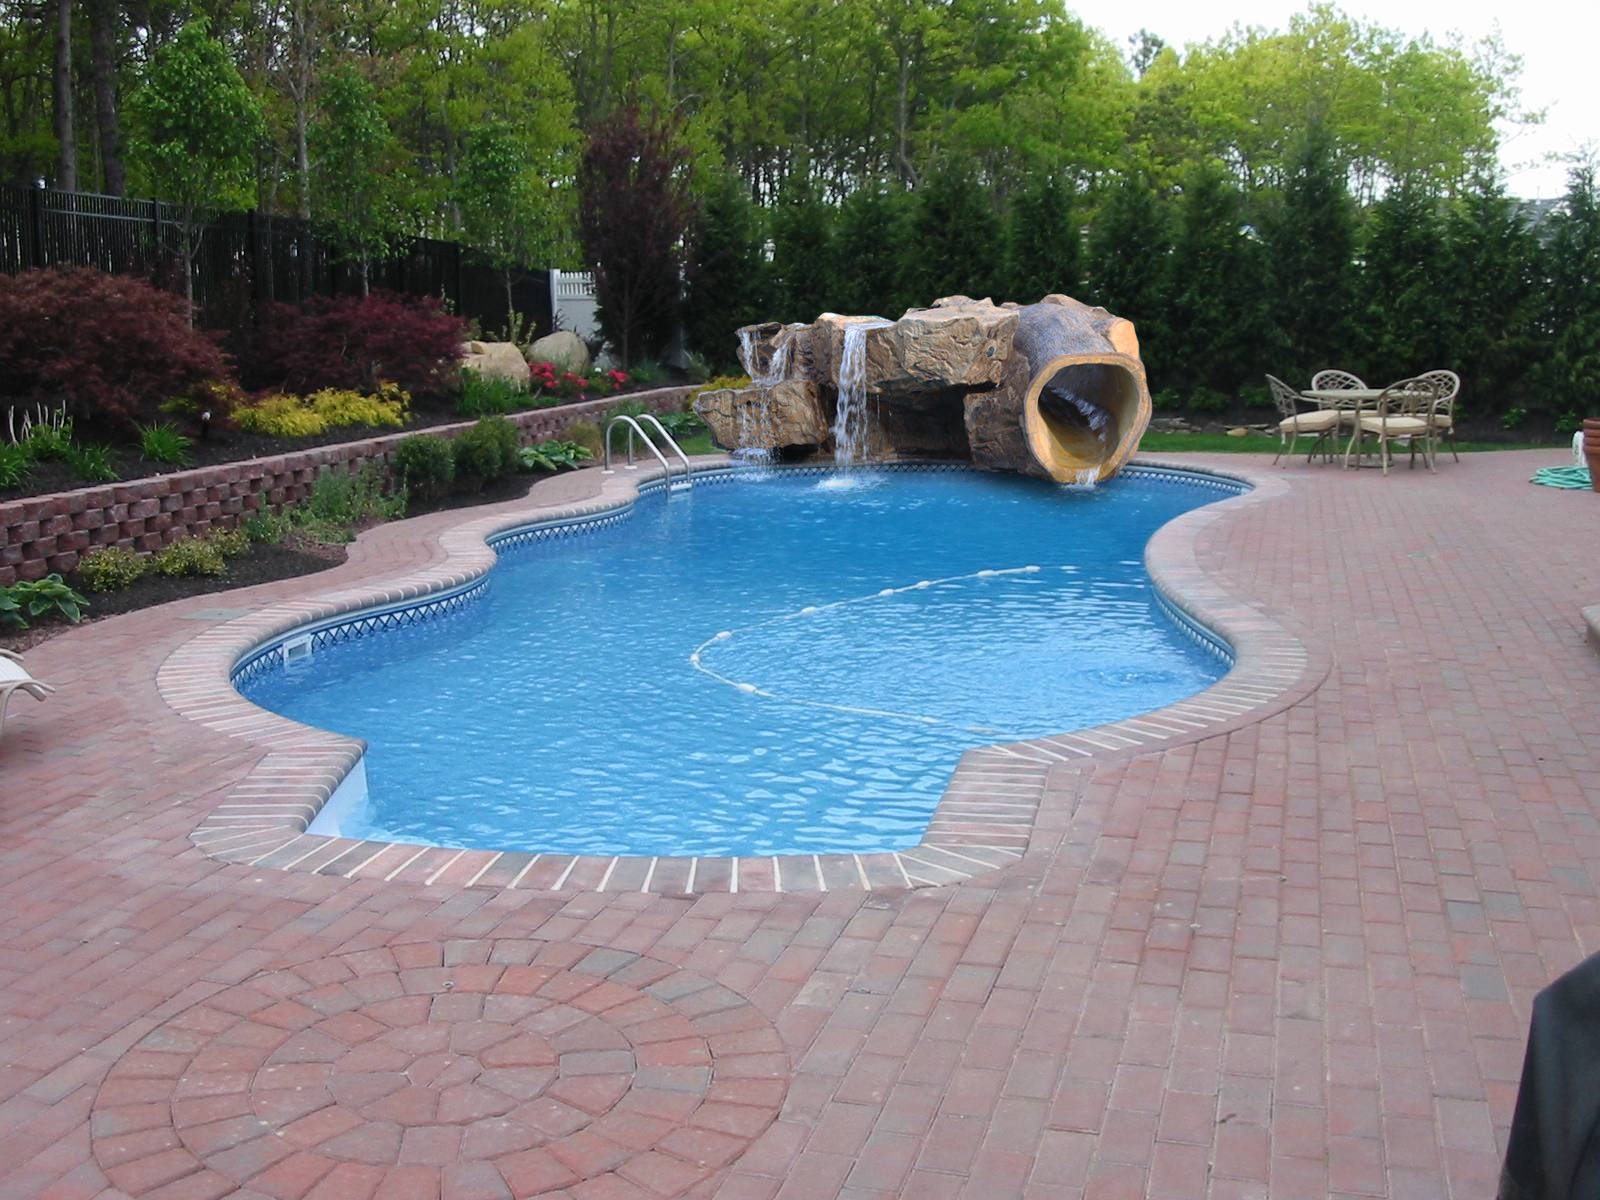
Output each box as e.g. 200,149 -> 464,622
228,460 -> 1249,689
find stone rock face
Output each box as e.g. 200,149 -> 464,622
529,330 -> 591,374
710,292 -> 1151,481
694,381 -> 829,450
460,341 -> 530,389
811,298 -> 1017,396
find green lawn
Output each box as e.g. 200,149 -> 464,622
1135,431 -> 1566,454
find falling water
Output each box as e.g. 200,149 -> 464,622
1044,380 -> 1113,488
833,320 -> 892,469
734,327 -> 795,471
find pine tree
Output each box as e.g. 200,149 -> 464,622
910,158 -> 1002,303
1006,173 -> 1080,304
1356,182 -> 1451,377
831,181 -> 916,318
1540,163 -> 1600,424
1084,170 -> 1173,387
1170,165 -> 1278,401
1261,127 -> 1357,383
1440,174 -> 1542,428
683,169 -> 769,369
769,172 -> 836,322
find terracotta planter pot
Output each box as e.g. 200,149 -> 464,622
1586,419 -> 1600,491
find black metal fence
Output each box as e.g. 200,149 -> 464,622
0,183 -> 552,336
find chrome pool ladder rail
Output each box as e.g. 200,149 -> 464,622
603,414 -> 693,490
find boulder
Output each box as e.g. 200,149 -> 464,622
694,381 -> 830,451
736,322 -> 813,383
460,341 -> 530,389
811,299 -> 1017,397
529,330 -> 591,375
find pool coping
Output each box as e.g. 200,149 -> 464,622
158,456 -> 1327,894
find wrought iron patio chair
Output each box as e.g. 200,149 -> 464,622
1267,374 -> 1342,465
1411,369 -> 1462,462
1347,376 -> 1440,474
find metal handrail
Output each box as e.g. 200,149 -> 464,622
602,415 -> 689,489
632,413 -> 693,485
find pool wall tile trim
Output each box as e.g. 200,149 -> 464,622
160,456 -> 1327,894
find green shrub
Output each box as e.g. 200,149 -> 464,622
0,443 -> 30,489
138,421 -> 194,466
291,464 -> 405,543
457,372 -> 528,418
1237,384 -> 1272,411
23,421 -> 74,462
393,434 -> 456,502
1556,410 -> 1583,435
626,359 -> 667,386
0,573 -> 89,627
519,440 -> 595,473
452,416 -> 521,488
242,497 -> 294,545
153,537 -> 227,578
77,545 -> 146,592
565,420 -> 604,458
655,409 -> 705,439
1152,387 -> 1182,412
1501,406 -> 1527,431
208,527 -> 251,559
65,444 -> 119,483
1187,388 -> 1230,414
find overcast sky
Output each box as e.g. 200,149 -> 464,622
1069,0 -> 1596,198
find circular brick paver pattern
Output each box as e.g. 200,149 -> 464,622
89,940 -> 787,1198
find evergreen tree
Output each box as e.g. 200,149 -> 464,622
769,172 -> 836,322
1357,182 -> 1451,376
1006,172 -> 1080,304
831,181 -> 917,318
683,168 -> 769,369
1084,170 -> 1172,386
1170,165 -> 1278,400
910,158 -> 1003,303
1261,127 -> 1357,382
1540,163 -> 1600,425
1440,174 -> 1542,428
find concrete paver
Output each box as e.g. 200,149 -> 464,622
1,450 -> 1597,1198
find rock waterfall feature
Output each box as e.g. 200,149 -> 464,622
693,294 -> 1152,483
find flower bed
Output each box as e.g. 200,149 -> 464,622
0,386 -> 696,586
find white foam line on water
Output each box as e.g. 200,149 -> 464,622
688,566 -> 1046,731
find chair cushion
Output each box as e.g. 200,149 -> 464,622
1427,414 -> 1453,429
1278,410 -> 1342,433
1356,416 -> 1429,434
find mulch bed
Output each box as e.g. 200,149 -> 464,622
0,470 -> 545,655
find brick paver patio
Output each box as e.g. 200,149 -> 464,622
2,449 -> 1598,1199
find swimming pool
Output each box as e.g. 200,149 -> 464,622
238,466 -> 1238,857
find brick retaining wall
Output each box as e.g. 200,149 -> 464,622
0,385 -> 697,585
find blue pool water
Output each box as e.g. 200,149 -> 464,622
239,468 -> 1233,856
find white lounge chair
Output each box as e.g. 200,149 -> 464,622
0,648 -> 54,741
